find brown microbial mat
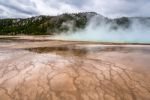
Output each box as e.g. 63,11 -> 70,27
0,36 -> 150,100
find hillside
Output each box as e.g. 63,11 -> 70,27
0,12 -> 97,35
0,12 -> 150,35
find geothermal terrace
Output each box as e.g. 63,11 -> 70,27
0,36 -> 150,100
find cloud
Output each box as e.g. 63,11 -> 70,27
0,0 -> 150,18
0,0 -> 38,18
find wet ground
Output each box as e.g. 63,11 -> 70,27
0,36 -> 150,100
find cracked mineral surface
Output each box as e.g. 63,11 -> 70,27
0,36 -> 150,100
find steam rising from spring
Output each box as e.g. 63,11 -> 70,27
52,15 -> 150,43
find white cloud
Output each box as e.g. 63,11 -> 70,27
0,0 -> 150,18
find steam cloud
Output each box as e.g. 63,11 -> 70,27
52,15 -> 150,43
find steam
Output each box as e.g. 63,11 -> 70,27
52,15 -> 150,43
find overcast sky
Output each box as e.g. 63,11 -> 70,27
0,0 -> 150,18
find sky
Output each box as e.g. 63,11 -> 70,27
0,0 -> 150,18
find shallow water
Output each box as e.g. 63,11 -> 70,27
25,44 -> 150,55
26,46 -> 88,57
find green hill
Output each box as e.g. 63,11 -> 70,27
0,12 -> 149,35
0,12 -> 97,35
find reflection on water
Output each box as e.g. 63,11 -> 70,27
26,46 -> 88,57
0,37 -> 18,39
25,45 -> 150,57
0,37 -> 49,43
0,37 -> 18,43
91,46 -> 150,53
